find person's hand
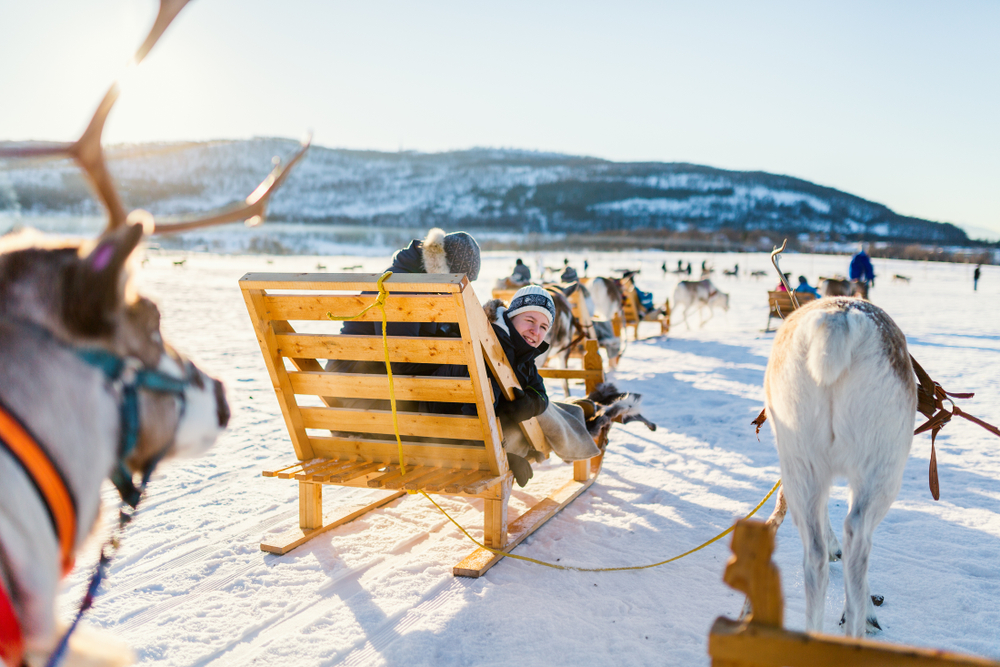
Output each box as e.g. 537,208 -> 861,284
497,387 -> 544,424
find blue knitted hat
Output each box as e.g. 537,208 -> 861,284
507,285 -> 555,325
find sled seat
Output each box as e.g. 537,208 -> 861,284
708,519 -> 1000,667
764,290 -> 816,333
620,276 -> 669,340
241,272 -> 605,577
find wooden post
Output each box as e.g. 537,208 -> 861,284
299,482 -> 323,530
484,476 -> 511,548
583,339 -> 602,395
724,519 -> 783,627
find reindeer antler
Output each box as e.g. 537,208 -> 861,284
150,137 -> 311,234
0,0 -> 309,236
0,0 -> 193,229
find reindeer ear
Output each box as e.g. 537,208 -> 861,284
63,222 -> 145,336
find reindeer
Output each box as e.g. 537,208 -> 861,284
0,2 -> 307,664
670,279 -> 729,329
759,245 -> 915,637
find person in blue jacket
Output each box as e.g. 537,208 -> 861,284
795,275 -> 820,298
849,244 -> 875,287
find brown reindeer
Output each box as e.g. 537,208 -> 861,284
0,2 -> 307,664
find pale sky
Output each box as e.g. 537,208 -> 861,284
2,1 -> 998,235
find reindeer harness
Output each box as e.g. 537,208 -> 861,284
0,399 -> 77,667
0,322 -> 197,667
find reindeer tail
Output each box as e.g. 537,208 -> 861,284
803,309 -> 863,387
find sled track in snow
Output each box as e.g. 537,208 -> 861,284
98,507 -> 298,606
183,517 -> 456,666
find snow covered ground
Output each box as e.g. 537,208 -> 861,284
57,247 -> 1000,666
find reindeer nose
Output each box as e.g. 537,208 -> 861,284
214,379 -> 230,428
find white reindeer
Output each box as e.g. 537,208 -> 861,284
671,279 -> 729,329
763,296 -> 916,636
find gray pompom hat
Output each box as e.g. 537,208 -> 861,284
421,228 -> 481,280
507,285 -> 555,325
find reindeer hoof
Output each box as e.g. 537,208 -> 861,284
872,595 -> 884,607
830,549 -> 842,562
867,616 -> 882,634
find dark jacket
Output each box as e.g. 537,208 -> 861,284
479,301 -> 549,422
332,238 -> 460,378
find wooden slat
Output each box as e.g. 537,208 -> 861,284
403,467 -> 454,491
326,461 -> 386,484
276,334 -> 467,365
288,371 -> 476,403
461,471 -> 508,496
309,436 -> 489,470
423,468 -> 481,493
278,458 -> 340,480
444,469 -> 489,494
242,288 -> 315,460
456,288 -> 510,476
708,618 -> 1000,667
240,272 -> 467,292
263,457 -> 323,478
382,466 -> 435,490
367,466 -> 406,488
299,407 -> 484,441
295,459 -> 360,482
262,294 -> 458,323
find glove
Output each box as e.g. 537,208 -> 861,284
496,387 -> 546,424
506,452 -> 534,487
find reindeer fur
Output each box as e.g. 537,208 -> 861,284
0,225 -> 229,661
763,297 -> 915,636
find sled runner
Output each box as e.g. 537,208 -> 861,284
708,519 -> 1000,667
241,273 -> 604,576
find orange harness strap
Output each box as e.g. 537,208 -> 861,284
0,400 -> 77,576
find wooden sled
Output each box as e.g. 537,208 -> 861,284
241,273 -> 605,577
764,290 -> 817,333
708,519 -> 1000,667
621,276 -> 670,340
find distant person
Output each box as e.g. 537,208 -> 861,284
776,272 -> 791,292
849,244 -> 875,287
511,258 -> 531,284
685,262 -> 692,276
795,275 -> 820,298
974,265 -> 982,291
583,259 -> 589,277
677,259 -> 684,272
561,264 -> 579,282
661,261 -> 668,275
701,260 -> 708,273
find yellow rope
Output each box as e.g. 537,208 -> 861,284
330,271 -> 782,570
326,271 -> 407,476
421,480 -> 780,571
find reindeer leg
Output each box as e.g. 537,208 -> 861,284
841,480 -> 895,636
621,413 -> 656,431
782,473 -> 831,633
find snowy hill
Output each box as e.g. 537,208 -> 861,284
0,139 -> 968,244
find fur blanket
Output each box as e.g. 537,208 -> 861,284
504,383 -> 654,463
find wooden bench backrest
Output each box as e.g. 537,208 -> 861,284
241,273 -> 542,476
767,290 -> 816,318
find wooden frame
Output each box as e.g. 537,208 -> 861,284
708,519 -> 1000,667
242,273 -> 605,577
620,277 -> 670,340
764,291 -> 817,333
